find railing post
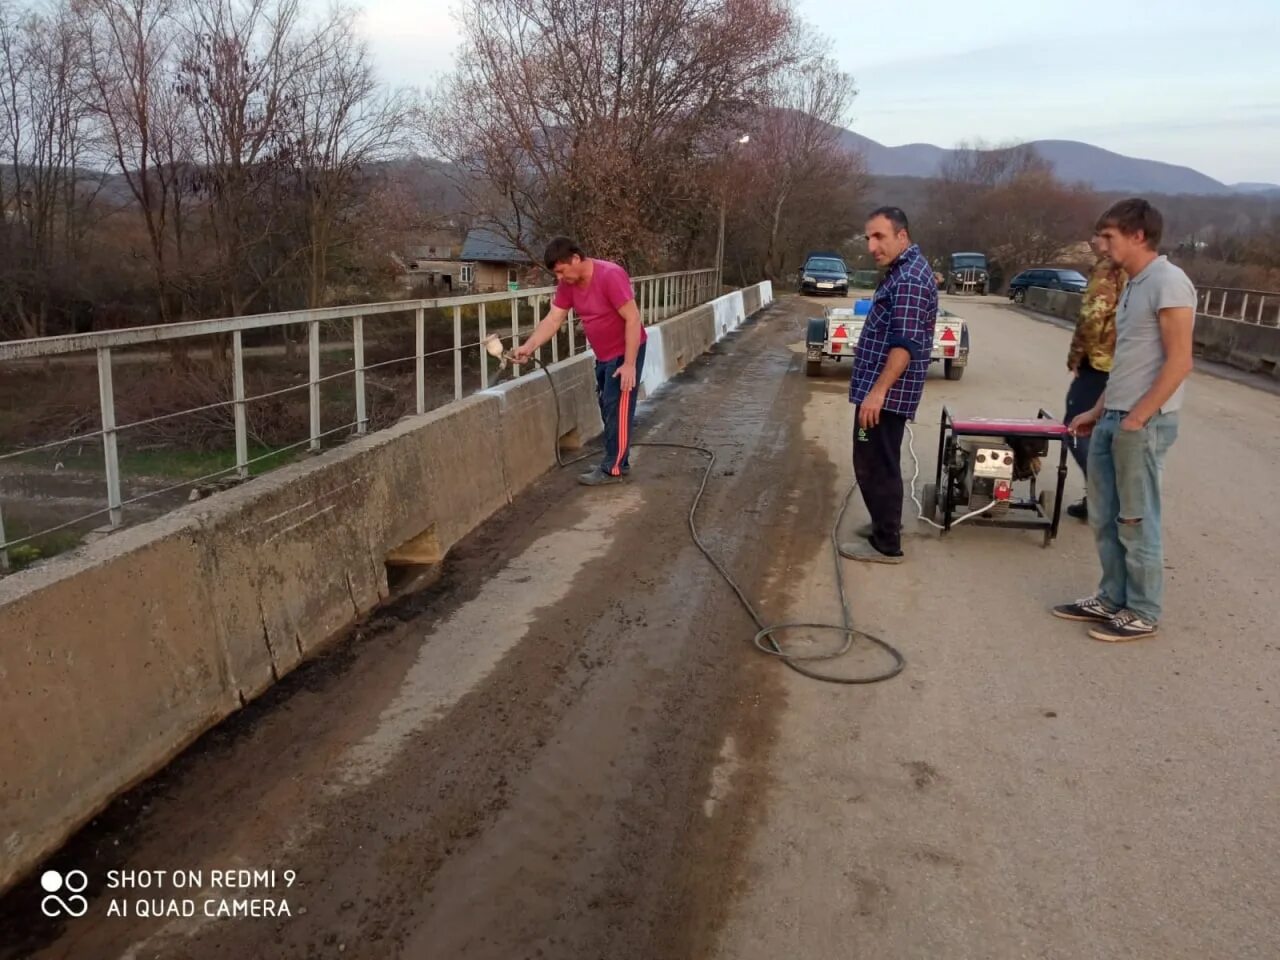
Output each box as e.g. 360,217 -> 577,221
1258,296 -> 1267,325
354,315 -> 367,435
415,306 -> 426,414
1241,294 -> 1249,322
453,305 -> 463,400
567,299 -> 576,356
511,296 -> 521,374
97,347 -> 123,528
478,301 -> 489,389
547,295 -> 559,364
233,331 -> 248,478
1220,290 -> 1228,315
309,321 -> 321,451
0,502 -> 10,572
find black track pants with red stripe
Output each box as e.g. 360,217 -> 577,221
595,341 -> 647,476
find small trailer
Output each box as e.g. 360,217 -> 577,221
805,300 -> 969,380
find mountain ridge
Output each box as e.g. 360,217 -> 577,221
838,130 -> 1279,197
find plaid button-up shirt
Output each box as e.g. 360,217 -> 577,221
848,243 -> 938,419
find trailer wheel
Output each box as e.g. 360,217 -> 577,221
806,359 -> 822,377
944,359 -> 964,380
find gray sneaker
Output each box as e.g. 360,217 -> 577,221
578,466 -> 625,486
1088,610 -> 1158,642
1051,595 -> 1119,623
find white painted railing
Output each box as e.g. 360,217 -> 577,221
0,269 -> 718,571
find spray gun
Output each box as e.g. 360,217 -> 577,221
483,334 -> 536,373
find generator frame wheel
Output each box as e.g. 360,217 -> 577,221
921,481 -> 938,523
1038,489 -> 1055,546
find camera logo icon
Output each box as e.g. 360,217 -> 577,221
40,870 -> 89,918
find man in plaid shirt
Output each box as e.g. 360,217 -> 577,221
839,207 -> 937,564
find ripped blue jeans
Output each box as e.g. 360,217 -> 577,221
1086,410 -> 1179,622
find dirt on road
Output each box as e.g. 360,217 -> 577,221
717,293 -> 1280,960
1,297 -> 846,960
5,292 -> 1277,960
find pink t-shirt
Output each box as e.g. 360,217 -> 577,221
552,259 -> 646,362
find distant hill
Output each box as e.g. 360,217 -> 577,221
839,130 -> 1277,198
1231,182 -> 1280,196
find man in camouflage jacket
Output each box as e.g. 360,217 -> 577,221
1063,236 -> 1127,520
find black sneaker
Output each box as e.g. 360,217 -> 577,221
1051,595 -> 1119,622
578,466 -> 625,486
1066,497 -> 1088,521
1088,610 -> 1158,642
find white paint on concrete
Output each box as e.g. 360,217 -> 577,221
703,734 -> 741,818
713,290 -> 747,341
334,490 -> 644,789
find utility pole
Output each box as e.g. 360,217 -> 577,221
716,134 -> 749,292
716,199 -> 726,291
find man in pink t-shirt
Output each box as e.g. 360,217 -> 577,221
515,237 -> 648,485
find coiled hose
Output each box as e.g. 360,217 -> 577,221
509,353 -> 905,685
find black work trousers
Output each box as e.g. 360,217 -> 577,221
853,408 -> 908,556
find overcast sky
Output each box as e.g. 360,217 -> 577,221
355,0 -> 1280,185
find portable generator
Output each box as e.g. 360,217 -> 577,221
920,407 -> 1071,546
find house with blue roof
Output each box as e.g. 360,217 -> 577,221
399,225 -> 538,294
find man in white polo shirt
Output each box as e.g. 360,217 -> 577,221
1051,198 -> 1196,641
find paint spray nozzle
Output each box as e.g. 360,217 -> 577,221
483,334 -> 511,370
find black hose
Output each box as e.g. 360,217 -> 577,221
513,356 -> 905,685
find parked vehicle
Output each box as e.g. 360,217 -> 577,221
1006,268 -> 1088,303
943,252 -> 990,295
797,254 -> 850,296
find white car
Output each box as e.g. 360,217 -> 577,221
805,300 -> 969,380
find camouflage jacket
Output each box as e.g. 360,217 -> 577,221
1067,257 -> 1126,373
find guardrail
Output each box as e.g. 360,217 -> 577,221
0,268 -> 718,572
1196,286 -> 1280,327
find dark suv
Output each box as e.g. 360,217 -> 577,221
798,255 -> 849,296
1007,268 -> 1088,303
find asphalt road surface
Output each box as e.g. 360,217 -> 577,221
3,293 -> 1276,959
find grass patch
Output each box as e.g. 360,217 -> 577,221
1,442 -> 303,480
3,526 -> 87,570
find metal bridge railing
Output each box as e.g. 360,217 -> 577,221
1196,286 -> 1280,327
0,268 -> 718,572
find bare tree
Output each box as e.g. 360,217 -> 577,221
286,7 -> 412,308
0,0 -> 97,338
78,0 -> 188,322
923,139 -> 1097,285
736,53 -> 863,280
173,0 -> 307,317
426,0 -> 803,270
